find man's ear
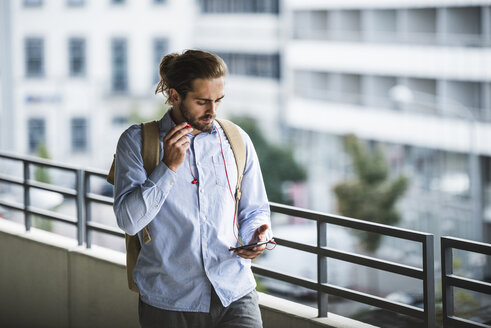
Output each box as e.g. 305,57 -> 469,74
169,88 -> 181,106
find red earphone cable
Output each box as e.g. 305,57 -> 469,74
185,126 -> 271,249
187,149 -> 198,184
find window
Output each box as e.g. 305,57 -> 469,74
69,38 -> 86,77
153,38 -> 168,84
28,118 -> 46,153
200,0 -> 279,14
67,0 -> 84,6
112,116 -> 128,126
111,38 -> 128,93
71,118 -> 88,152
215,52 -> 280,79
24,0 -> 42,7
25,38 -> 44,77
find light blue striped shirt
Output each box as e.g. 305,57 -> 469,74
113,110 -> 272,312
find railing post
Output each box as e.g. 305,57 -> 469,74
317,221 -> 328,317
23,161 -> 31,231
75,169 -> 85,246
441,237 -> 453,327
423,234 -> 435,328
84,171 -> 92,248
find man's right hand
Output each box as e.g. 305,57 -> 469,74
162,122 -> 193,172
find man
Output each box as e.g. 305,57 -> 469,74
113,49 -> 273,328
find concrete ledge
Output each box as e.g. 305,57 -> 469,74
0,219 -> 375,328
0,219 -> 137,328
69,247 -> 139,328
259,293 -> 376,328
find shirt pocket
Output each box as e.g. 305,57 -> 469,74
212,153 -> 237,189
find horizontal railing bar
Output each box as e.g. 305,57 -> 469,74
0,152 -> 79,171
446,275 -> 491,295
270,202 -> 430,242
442,236 -> 491,256
321,247 -> 423,279
85,168 -> 109,179
274,237 -> 423,279
252,265 -> 319,290
86,221 -> 125,238
0,173 -> 23,186
253,264 -> 424,319
273,237 -> 316,253
27,180 -> 77,197
86,193 -> 114,206
0,175 -> 78,198
0,199 -> 24,211
318,283 -> 425,319
27,206 -> 77,225
446,316 -> 490,328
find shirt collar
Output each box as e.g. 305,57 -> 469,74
159,108 -> 218,136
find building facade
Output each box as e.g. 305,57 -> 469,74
2,0 -> 491,248
4,0 -> 198,171
283,0 -> 491,256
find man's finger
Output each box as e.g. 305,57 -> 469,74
250,224 -> 269,244
176,136 -> 190,148
167,128 -> 192,146
163,122 -> 187,141
257,224 -> 269,234
163,122 -> 191,143
234,244 -> 266,258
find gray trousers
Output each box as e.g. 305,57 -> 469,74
138,289 -> 263,328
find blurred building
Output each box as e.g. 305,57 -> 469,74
1,0 -> 282,172
3,0 -> 198,170
2,0 -> 491,248
193,0 -> 282,141
284,0 -> 491,250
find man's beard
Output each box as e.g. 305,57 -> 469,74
178,102 -> 215,133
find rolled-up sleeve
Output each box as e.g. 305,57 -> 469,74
113,125 -> 177,236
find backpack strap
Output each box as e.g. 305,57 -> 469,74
216,119 -> 246,204
107,155 -> 116,185
141,121 -> 161,181
139,121 -> 160,244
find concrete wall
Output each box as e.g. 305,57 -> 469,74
0,223 -> 72,327
0,219 -> 374,328
0,219 -> 139,328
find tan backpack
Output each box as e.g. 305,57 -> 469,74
107,119 -> 246,293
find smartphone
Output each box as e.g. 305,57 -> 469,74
229,241 -> 270,251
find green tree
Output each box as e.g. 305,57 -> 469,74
231,116 -> 306,204
333,134 -> 408,253
33,142 -> 53,231
35,142 -> 50,183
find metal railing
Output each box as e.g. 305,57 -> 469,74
0,152 -> 85,244
83,167 -> 124,247
256,203 -> 435,327
441,236 -> 491,327
0,152 -> 435,327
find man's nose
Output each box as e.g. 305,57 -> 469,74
207,102 -> 218,115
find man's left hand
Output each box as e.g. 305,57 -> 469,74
233,224 -> 269,260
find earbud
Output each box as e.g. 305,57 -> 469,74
192,178 -> 198,184
185,124 -> 191,128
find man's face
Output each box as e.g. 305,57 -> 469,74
177,78 -> 225,133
